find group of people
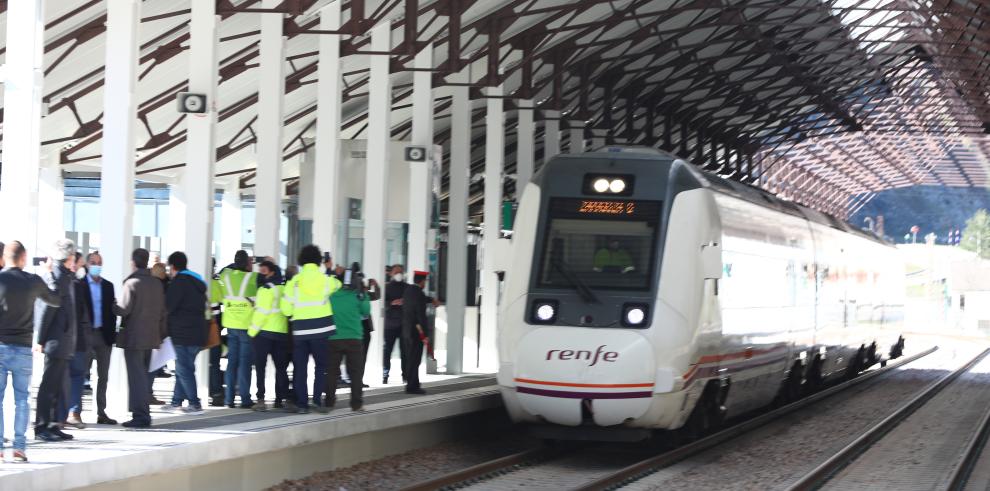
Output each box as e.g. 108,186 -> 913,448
0,238 -> 435,463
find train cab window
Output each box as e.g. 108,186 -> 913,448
535,198 -> 662,291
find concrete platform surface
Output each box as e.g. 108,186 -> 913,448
0,375 -> 498,491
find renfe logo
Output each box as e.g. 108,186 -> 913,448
546,345 -> 619,366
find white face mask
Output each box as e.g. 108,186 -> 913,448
75,268 -> 87,280
391,273 -> 404,283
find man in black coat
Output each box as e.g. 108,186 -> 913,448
382,265 -> 407,384
164,251 -> 208,414
401,271 -> 431,394
80,251 -> 119,424
34,239 -> 83,441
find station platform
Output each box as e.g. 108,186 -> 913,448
0,374 -> 499,491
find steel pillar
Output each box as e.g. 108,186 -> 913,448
408,43 -> 434,273
221,177 -> 243,267
0,0 -> 46,255
254,0 -> 285,258
100,0 -> 141,417
515,100 -> 535,192
363,21 -> 393,379
543,111 -> 561,164
446,66 -> 471,374
568,121 -> 585,154
313,1 -> 343,256
479,86 -> 504,371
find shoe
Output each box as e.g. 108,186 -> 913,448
273,401 -> 284,409
226,403 -> 235,409
34,429 -> 61,442
97,414 -> 118,425
383,376 -> 389,384
252,402 -> 268,412
121,419 -> 151,428
295,407 -> 310,414
12,449 -> 27,463
155,371 -> 173,379
149,397 -> 166,405
405,388 -> 427,395
239,402 -> 254,409
282,400 -> 298,412
66,413 -> 87,429
314,404 -> 330,414
351,405 -> 364,412
160,403 -> 183,413
183,405 -> 205,416
209,397 -> 225,407
50,427 -> 74,440
362,383 -> 370,388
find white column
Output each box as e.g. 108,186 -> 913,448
254,0 -> 285,258
543,110 -> 561,165
0,0 -> 45,255
446,66 -> 471,374
515,100 -> 535,192
408,44 -> 434,273
37,151 -> 65,248
568,121 -> 585,154
364,22 -> 392,379
479,86 -> 504,371
313,1 -> 342,257
298,148 -> 315,223
167,174 -> 187,254
186,0 -> 220,399
220,178 -> 243,265
100,0 -> 141,417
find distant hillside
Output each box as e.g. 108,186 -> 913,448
851,186 -> 990,244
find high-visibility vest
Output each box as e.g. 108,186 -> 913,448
219,268 -> 258,329
280,263 -> 341,340
249,283 -> 289,337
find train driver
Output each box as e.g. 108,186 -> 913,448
592,238 -> 635,273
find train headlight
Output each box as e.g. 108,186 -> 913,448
622,304 -> 649,327
584,174 -> 634,195
531,300 -> 559,324
593,178 -> 611,193
609,179 -> 626,193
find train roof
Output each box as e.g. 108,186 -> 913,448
554,146 -> 890,246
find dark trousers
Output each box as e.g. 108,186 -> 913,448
124,349 -> 152,424
35,356 -> 68,431
382,328 -> 405,380
253,335 -> 290,403
326,339 -> 365,409
209,344 -> 223,397
56,353 -> 89,420
292,337 -> 329,408
401,336 -> 424,391
86,329 -> 112,416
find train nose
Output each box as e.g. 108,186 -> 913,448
513,328 -> 656,426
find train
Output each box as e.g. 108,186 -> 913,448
495,147 -> 905,440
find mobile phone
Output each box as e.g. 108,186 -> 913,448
32,257 -> 47,266
323,252 -> 331,263
254,256 -> 265,264
343,269 -> 353,285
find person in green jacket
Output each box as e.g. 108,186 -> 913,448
325,267 -> 371,411
248,261 -> 292,412
593,238 -> 635,273
218,251 -> 258,408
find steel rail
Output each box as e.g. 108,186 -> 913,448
786,347 -> 990,491
572,346 -> 939,491
398,446 -> 567,491
945,388 -> 990,490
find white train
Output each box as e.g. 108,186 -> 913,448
495,147 -> 905,440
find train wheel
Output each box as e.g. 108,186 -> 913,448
778,361 -> 804,405
805,355 -> 824,395
681,383 -> 724,441
846,347 -> 865,380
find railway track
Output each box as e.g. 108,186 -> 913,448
399,346 -> 938,491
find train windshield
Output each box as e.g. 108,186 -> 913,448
536,198 -> 662,291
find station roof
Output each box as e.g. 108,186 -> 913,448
1,0 -> 987,219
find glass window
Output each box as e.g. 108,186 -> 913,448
535,198 -> 662,291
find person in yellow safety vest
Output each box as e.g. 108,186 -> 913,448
217,250 -> 258,408
280,245 -> 342,414
247,260 -> 293,412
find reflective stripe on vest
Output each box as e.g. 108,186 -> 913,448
223,270 -> 252,302
294,325 -> 335,336
292,282 -> 331,308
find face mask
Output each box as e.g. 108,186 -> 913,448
75,268 -> 87,280
89,265 -> 102,278
392,273 -> 404,282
